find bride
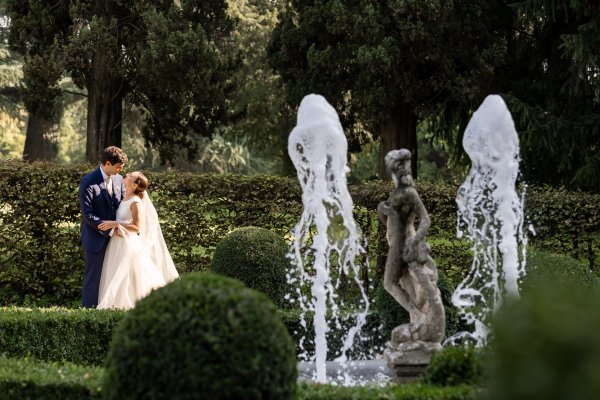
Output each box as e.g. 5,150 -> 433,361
97,172 -> 179,309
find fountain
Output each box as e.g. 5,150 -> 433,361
287,94 -> 371,384
449,94 -> 529,346
286,93 -> 529,384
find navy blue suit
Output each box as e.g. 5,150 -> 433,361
79,167 -> 124,308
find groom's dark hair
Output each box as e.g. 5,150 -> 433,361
100,146 -> 128,165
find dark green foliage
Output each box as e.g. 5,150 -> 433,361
521,248 -> 600,291
102,273 -> 297,400
211,226 -> 290,307
500,1 -> 600,192
1,161 -> 599,306
524,185 -> 600,270
0,356 -> 479,400
297,381 -> 480,400
1,305 -> 385,364
269,0 -> 513,176
278,308 -> 385,360
488,280 -> 600,400
373,284 -> 410,338
0,357 -> 103,400
6,0 -> 235,162
426,346 -> 486,387
437,271 -> 461,338
431,1 -> 600,192
0,307 -> 125,366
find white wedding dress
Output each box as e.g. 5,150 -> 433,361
97,195 -> 179,309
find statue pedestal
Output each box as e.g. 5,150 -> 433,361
384,340 -> 442,382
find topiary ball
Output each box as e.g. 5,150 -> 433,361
425,345 -> 486,386
102,273 -> 297,400
488,280 -> 600,399
211,226 -> 290,307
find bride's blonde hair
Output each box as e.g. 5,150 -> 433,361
131,172 -> 149,198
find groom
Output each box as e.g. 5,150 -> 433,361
79,146 -> 128,308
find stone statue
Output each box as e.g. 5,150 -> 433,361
377,149 -> 445,379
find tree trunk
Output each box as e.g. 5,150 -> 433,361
85,49 -> 123,164
23,114 -> 59,161
379,102 -> 418,179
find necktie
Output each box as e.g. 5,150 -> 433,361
106,176 -> 113,196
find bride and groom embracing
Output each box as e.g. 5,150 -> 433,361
79,146 -> 179,309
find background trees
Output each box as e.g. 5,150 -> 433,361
268,0 -> 599,191
0,0 -> 597,192
501,0 -> 600,192
268,0 -> 513,177
6,0 -> 234,163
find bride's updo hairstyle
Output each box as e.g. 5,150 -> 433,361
131,172 -> 149,198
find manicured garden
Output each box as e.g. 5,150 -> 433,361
1,162 -> 600,398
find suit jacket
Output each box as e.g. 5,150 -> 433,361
79,167 -> 124,253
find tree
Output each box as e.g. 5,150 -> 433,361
224,0 -> 293,173
0,0 -> 60,161
7,0 -> 234,163
268,0 -> 512,177
502,0 -> 600,192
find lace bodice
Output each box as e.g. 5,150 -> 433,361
116,196 -> 141,223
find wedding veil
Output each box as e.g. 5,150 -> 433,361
140,193 -> 180,283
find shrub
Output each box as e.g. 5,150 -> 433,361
211,226 -> 290,307
0,357 -> 103,400
425,345 -> 486,387
278,308 -> 384,360
297,381 -> 480,399
0,307 -> 125,366
488,280 -> 600,400
103,273 -> 297,400
521,248 -> 600,291
2,160 -> 599,307
0,356 -> 479,400
1,306 -> 388,365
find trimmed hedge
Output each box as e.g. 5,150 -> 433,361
0,306 -> 385,366
0,357 -> 479,400
0,307 -> 125,366
0,357 -> 103,400
1,160 -> 599,306
297,382 -> 480,399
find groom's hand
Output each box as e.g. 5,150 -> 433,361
98,221 -> 117,231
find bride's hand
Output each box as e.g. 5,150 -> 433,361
98,221 -> 117,231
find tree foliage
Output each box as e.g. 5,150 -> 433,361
268,0 -> 512,177
6,0 -> 235,163
501,0 -> 600,192
223,0 -> 293,173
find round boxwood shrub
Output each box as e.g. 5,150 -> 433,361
211,226 -> 290,307
521,248 -> 600,291
488,280 -> 600,400
102,273 -> 297,400
425,345 -> 486,386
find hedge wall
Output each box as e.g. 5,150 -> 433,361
0,307 -> 384,366
0,307 -> 124,366
1,160 -> 598,306
0,357 -> 478,400
0,357 -> 103,400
